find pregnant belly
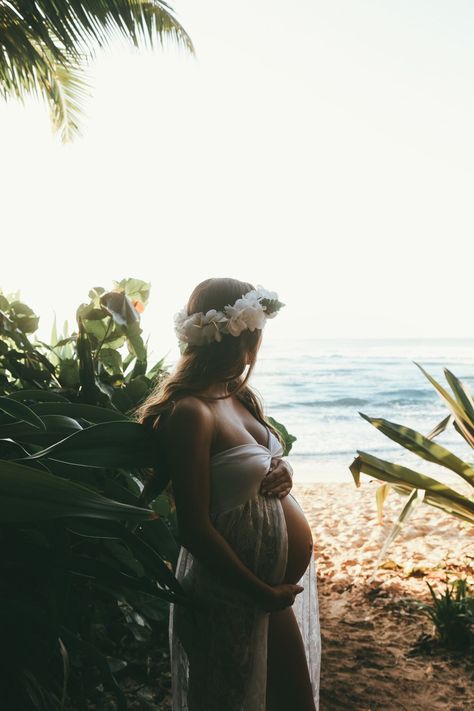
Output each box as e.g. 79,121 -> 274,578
281,494 -> 313,584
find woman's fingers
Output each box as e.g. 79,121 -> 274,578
260,458 -> 292,496
261,481 -> 290,495
261,475 -> 286,494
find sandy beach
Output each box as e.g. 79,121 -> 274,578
293,480 -> 474,711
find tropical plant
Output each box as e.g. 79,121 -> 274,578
0,0 -> 193,141
415,577 -> 474,651
350,364 -> 474,572
267,415 -> 297,455
0,278 -> 167,409
0,388 -> 183,710
0,280 -> 182,709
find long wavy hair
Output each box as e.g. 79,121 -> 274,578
134,277 -> 281,491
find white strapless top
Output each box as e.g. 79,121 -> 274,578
209,428 -> 284,515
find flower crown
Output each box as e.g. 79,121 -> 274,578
174,287 -> 284,348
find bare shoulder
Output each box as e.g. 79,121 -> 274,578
161,395 -> 214,443
170,395 -> 213,423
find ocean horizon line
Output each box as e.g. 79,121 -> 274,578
263,336 -> 474,342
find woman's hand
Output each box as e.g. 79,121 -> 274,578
258,583 -> 304,612
260,458 -> 293,498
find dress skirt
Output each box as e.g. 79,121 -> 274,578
168,492 -> 321,710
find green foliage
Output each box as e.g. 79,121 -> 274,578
267,415 -> 297,455
0,387 -> 183,710
0,0 -> 193,141
0,280 -> 180,710
351,366 -> 474,573
0,278 -> 167,413
415,577 -> 474,651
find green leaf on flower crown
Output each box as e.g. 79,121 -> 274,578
261,298 -> 285,315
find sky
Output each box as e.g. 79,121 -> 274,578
1,0 -> 473,358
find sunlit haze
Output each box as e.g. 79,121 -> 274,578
1,0 -> 473,359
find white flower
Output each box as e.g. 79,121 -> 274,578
175,308 -> 227,346
240,290 -> 261,305
225,298 -> 266,336
173,307 -> 188,337
201,309 -> 227,343
175,286 -> 283,346
255,287 -> 279,302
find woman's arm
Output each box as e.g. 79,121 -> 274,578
162,397 -> 274,607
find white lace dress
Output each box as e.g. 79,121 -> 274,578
169,430 -> 321,710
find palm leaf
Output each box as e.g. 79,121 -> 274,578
415,363 -> 474,447
375,483 -> 390,524
0,0 -> 194,139
426,414 -> 452,440
5,0 -> 193,57
353,364 -> 474,574
443,368 -> 474,422
35,47 -> 90,143
359,412 -> 474,487
351,451 -> 474,524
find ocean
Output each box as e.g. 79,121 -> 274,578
251,338 -> 474,485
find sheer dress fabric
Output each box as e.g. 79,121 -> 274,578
169,429 -> 321,710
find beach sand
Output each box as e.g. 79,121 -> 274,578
293,480 -> 474,711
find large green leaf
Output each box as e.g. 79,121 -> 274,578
66,555 -> 182,604
415,363 -> 474,448
31,403 -> 127,422
8,389 -> 69,403
0,439 -> 49,470
0,395 -> 46,430
124,321 -> 147,362
267,416 -> 296,455
444,368 -> 474,422
42,415 -> 83,433
113,278 -> 151,305
99,348 -> 123,375
0,459 -> 156,522
100,291 -> 140,327
65,520 -> 183,595
140,518 -> 179,567
351,451 -> 474,524
359,413 -> 474,486
112,376 -> 151,412
25,420 -> 157,468
426,414 -> 452,440
120,526 -> 182,594
0,424 -> 69,447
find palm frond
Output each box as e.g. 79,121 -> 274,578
0,0 -> 194,138
5,0 -> 193,56
36,48 -> 90,143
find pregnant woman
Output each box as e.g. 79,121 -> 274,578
137,278 -> 321,710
